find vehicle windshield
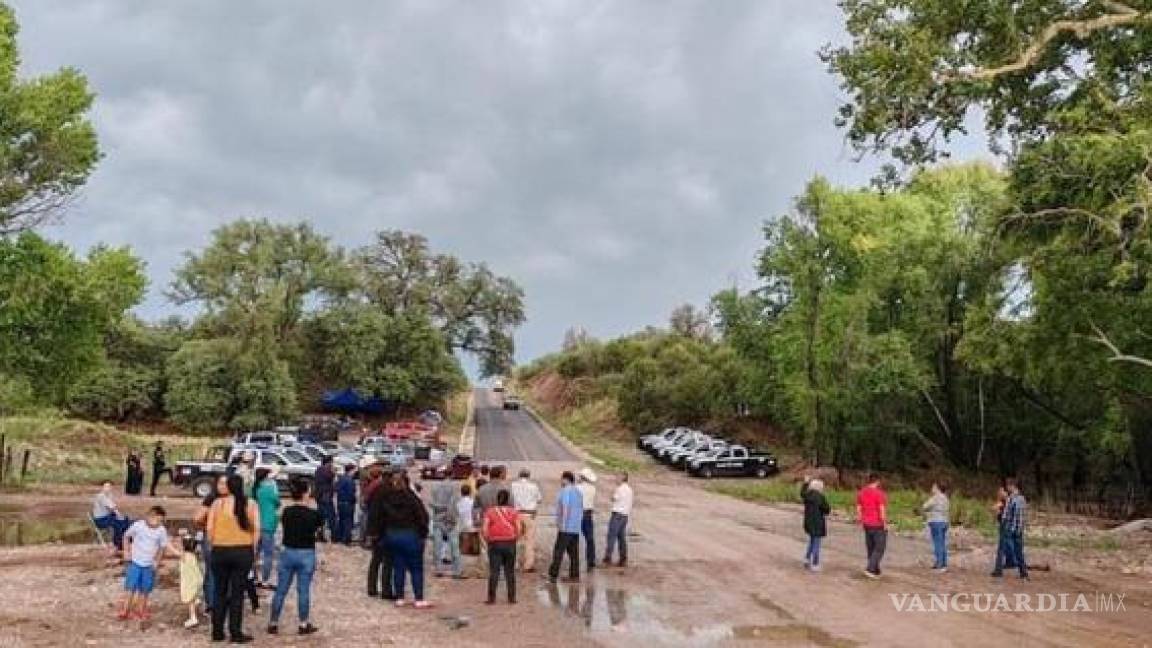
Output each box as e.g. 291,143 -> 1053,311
282,449 -> 312,463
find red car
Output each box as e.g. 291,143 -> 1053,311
420,454 -> 474,481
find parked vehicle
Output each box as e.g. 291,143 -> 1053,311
502,394 -> 523,410
646,428 -> 696,456
358,437 -> 415,468
653,430 -> 708,463
638,427 -> 684,451
419,454 -> 475,481
670,439 -> 730,468
233,430 -> 297,447
686,445 -> 778,479
173,445 -> 313,499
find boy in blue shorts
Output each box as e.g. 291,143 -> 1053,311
117,506 -> 174,621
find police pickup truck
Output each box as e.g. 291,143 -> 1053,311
173,445 -> 316,498
686,445 -> 779,479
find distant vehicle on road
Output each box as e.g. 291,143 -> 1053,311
492,378 -> 505,392
420,454 -> 475,481
502,394 -> 522,410
686,445 -> 778,479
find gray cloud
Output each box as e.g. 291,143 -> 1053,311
11,0 -> 947,364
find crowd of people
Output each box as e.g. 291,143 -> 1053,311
800,473 -> 1031,580
93,455 -> 635,643
94,442 -> 1036,643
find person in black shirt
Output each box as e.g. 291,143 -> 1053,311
268,478 -> 323,636
150,442 -> 173,496
313,457 -> 337,542
369,472 -> 431,608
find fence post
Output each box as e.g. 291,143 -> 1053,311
3,448 -> 11,482
0,433 -> 5,482
20,449 -> 30,481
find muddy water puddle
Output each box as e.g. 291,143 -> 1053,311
537,581 -> 856,646
0,509 -> 195,547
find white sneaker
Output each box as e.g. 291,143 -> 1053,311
809,564 -> 822,573
862,570 -> 879,579
183,618 -> 199,629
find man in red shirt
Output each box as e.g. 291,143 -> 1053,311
856,473 -> 887,578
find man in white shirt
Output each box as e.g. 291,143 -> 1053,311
509,468 -> 542,572
576,468 -> 598,572
604,472 -> 633,567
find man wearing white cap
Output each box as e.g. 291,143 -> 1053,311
576,468 -> 598,573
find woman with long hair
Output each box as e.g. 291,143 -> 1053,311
378,472 -> 431,608
268,478 -> 322,636
207,473 -> 260,643
252,468 -> 281,587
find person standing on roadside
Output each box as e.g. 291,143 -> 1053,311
576,468 -> 598,572
603,472 -> 632,568
429,478 -> 460,578
992,478 -> 1029,580
268,478 -> 323,637
376,472 -> 433,608
856,473 -> 887,579
801,477 -> 830,572
125,451 -> 143,495
335,465 -> 358,545
149,442 -> 172,497
547,471 -> 583,583
482,489 -> 523,604
194,475 -> 228,615
923,482 -> 950,573
313,456 -> 337,542
510,468 -> 542,572
453,483 -> 475,578
253,468 -> 280,587
992,485 -> 1019,570
206,474 -> 261,643
476,465 -> 508,575
364,473 -> 395,600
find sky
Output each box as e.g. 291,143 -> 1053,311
9,0 -> 986,366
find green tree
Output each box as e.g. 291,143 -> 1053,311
0,233 -> 145,403
351,230 -> 525,377
0,3 -> 100,233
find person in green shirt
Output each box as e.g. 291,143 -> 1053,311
253,468 -> 281,587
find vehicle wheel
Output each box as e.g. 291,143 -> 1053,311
191,477 -> 215,499
755,466 -> 768,479
700,466 -> 714,479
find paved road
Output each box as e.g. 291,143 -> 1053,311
472,388 -> 578,462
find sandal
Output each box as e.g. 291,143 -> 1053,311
413,600 -> 434,610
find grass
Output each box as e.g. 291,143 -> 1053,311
518,395 -> 643,472
706,481 -> 997,534
0,416 -> 212,487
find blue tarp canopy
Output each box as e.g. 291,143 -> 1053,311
321,388 -> 389,415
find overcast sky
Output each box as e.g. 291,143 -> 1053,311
10,1 -> 978,367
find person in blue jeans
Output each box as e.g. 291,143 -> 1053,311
253,468 -> 281,586
992,478 -> 1029,580
335,465 -> 358,545
269,479 -> 322,636
801,477 -> 830,571
922,482 -> 950,572
91,481 -> 133,551
371,472 -> 432,608
313,457 -> 337,542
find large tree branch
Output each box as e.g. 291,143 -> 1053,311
944,3 -> 1149,82
1089,322 -> 1152,369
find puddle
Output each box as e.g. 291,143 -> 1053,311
732,624 -> 858,647
536,582 -> 857,646
0,512 -> 195,547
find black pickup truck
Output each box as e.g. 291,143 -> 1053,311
686,445 -> 779,479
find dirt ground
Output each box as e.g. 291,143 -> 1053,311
2,460 -> 1152,647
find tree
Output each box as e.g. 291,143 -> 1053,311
822,0 -> 1152,168
164,337 -> 297,432
0,3 -> 100,233
303,304 -> 467,408
0,233 -> 145,403
169,219 -> 347,342
668,304 -> 713,341
351,230 -> 525,377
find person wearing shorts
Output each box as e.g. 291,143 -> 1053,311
117,506 -> 173,621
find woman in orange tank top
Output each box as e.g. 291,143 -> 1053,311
206,474 -> 261,643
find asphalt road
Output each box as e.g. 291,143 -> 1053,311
472,388 -> 578,462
